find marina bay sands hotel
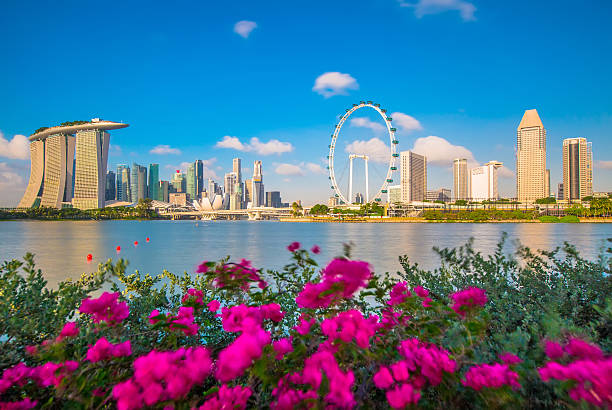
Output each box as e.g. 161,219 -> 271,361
18,119 -> 128,210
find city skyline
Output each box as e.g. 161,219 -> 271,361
1,1 -> 611,206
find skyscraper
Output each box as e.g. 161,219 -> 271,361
171,171 -> 186,194
19,119 -> 128,210
187,163 -> 196,200
194,160 -> 204,198
470,161 -> 503,201
562,137 -> 593,201
400,151 -> 427,203
130,163 -> 148,203
545,169 -> 551,197
244,178 -> 253,204
105,171 -> 116,201
233,158 -> 243,203
266,191 -> 281,208
159,180 -> 169,202
224,172 -> 238,196
116,164 -> 131,202
252,160 -> 264,207
516,109 -> 546,202
453,158 -> 468,201
148,164 -> 159,200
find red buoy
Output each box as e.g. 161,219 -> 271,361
134,241 -> 139,246
86,254 -> 93,263
146,237 -> 150,242
176,169 -> 180,173
116,246 -> 121,253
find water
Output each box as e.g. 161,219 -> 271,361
0,220 -> 610,286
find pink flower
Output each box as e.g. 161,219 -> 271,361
169,307 -> 199,336
564,338 -> 603,360
499,352 -> 522,365
449,287 -> 487,317
113,347 -> 212,409
273,338 -> 294,359
57,322 -> 79,341
296,259 -> 371,309
397,338 -> 456,386
544,340 -> 564,359
24,346 -> 37,356
86,337 -> 131,362
287,242 -> 301,252
462,363 -> 521,391
149,309 -> 163,325
311,245 -> 321,254
181,288 -> 204,306
320,309 -> 377,349
207,300 -> 220,312
388,282 -> 412,306
539,357 -> 612,407
386,383 -> 421,409
31,361 -> 79,387
413,286 -> 429,298
79,292 -> 129,325
196,261 -> 209,273
294,315 -> 315,335
373,366 -> 394,389
215,328 -> 271,382
196,385 -> 252,410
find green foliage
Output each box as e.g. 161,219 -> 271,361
539,216 -> 560,223
310,204 -> 330,215
422,209 -> 538,221
559,215 -> 580,223
0,205 -> 164,221
536,197 -> 557,204
454,199 -> 468,206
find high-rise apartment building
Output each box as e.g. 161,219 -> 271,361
224,172 -> 238,196
187,163 -> 196,200
116,164 -> 131,202
148,164 -> 159,200
453,158 -> 468,201
388,184 -> 401,204
545,169 -> 551,197
516,109 -> 546,202
159,180 -> 169,202
562,137 -> 593,201
233,158 -> 242,183
426,188 -> 451,202
194,160 -> 204,198
266,191 -> 282,208
244,178 -> 253,204
400,151 -> 427,203
557,183 -> 564,200
105,171 -> 116,201
130,163 -> 148,203
470,161 -> 503,201
252,161 -> 264,207
171,171 -> 186,193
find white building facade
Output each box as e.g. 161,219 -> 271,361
470,161 -> 503,201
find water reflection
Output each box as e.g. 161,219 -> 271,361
0,220 -> 609,287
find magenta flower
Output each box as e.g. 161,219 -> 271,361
373,366 -> 394,389
294,315 -> 315,335
215,328 -> 271,382
149,309 -> 164,325
449,287 -> 487,317
169,307 -> 199,336
195,261 -> 209,274
79,292 -> 129,325
499,352 -> 522,365
386,383 -> 421,409
207,300 -> 220,312
195,384 -> 252,410
462,363 -> 521,390
544,340 -> 564,359
287,242 -> 301,252
273,338 -> 294,359
181,288 -> 204,306
388,282 -> 412,306
86,337 -> 131,362
0,398 -> 37,409
564,338 -> 604,360
311,245 -> 321,254
57,322 -> 79,341
320,309 -> 377,349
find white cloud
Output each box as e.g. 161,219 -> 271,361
350,117 -> 386,133
498,165 -> 515,178
150,145 -> 182,155
0,132 -> 29,160
312,72 -> 359,98
390,112 -> 423,132
306,163 -> 326,175
399,0 -> 476,21
596,160 -> 612,170
275,163 -> 305,176
234,21 -> 257,38
215,136 -> 293,155
0,162 -> 25,206
411,135 -> 477,167
109,144 -> 122,156
345,137 -> 390,163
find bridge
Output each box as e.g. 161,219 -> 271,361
160,207 -> 294,221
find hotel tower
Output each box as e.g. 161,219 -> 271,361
562,137 -> 593,201
453,158 -> 468,200
516,109 -> 546,202
18,119 -> 128,210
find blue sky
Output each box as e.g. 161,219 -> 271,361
1,0 -> 611,206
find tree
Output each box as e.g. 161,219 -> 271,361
535,197 -> 556,204
454,199 -> 468,206
291,201 -> 303,217
310,204 -> 329,215
136,198 -> 153,218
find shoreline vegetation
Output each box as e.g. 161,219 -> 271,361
0,236 -> 610,408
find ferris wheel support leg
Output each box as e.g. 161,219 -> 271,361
365,159 -> 369,203
349,157 -> 353,204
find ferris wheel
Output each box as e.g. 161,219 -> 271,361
328,101 -> 399,205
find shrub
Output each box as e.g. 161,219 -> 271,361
0,237 -> 610,409
560,215 -> 580,223
539,216 -> 560,223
